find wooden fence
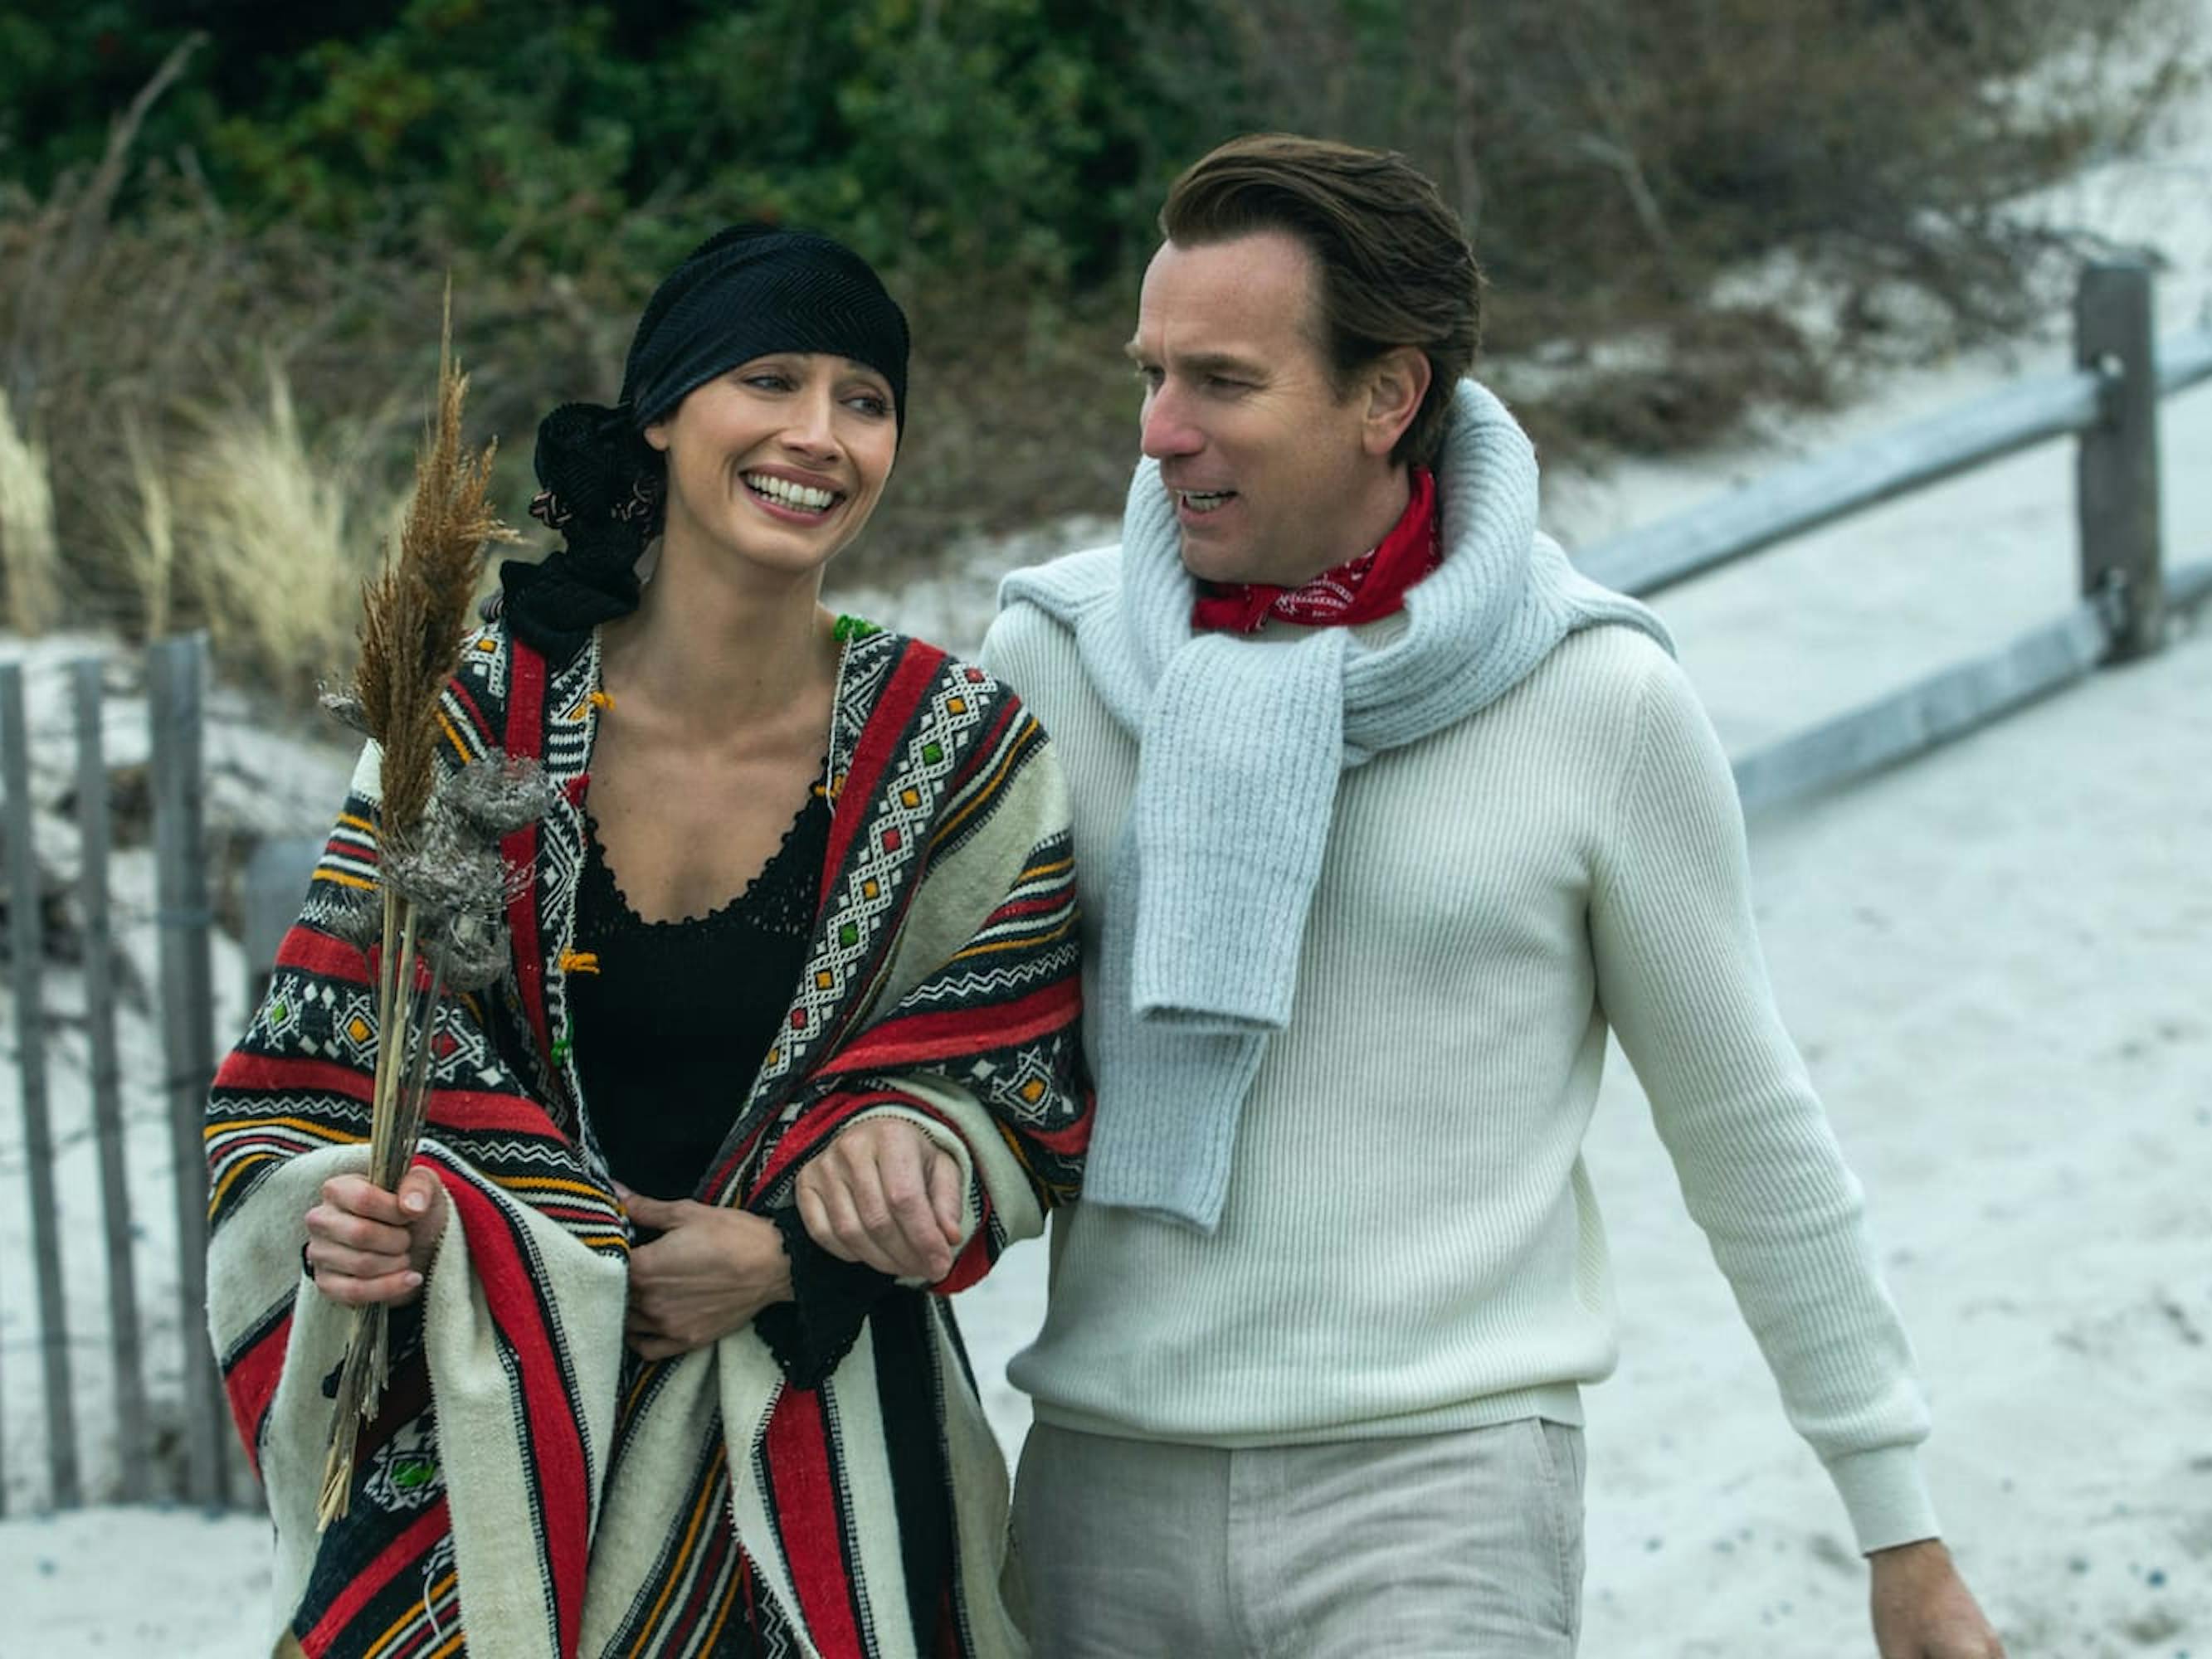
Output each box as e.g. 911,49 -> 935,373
0,635 -> 240,1514
1580,260 -> 2212,808
0,260 -> 2207,1519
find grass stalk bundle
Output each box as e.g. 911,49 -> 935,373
314,296 -> 539,1529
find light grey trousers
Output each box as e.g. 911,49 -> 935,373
1010,1417 -> 1586,1658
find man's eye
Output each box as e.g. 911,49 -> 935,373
742,371 -> 794,392
1133,365 -> 1163,390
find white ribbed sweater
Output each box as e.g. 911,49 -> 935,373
981,601 -> 1939,1554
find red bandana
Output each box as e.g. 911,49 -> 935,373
1191,468 -> 1440,635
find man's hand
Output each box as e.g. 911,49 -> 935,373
303,1167 -> 447,1306
794,1118 -> 965,1282
1870,1539 -> 2005,1657
620,1188 -> 794,1361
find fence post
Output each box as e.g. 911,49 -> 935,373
2075,260 -> 2164,660
243,836 -> 324,1012
1,663 -> 82,1508
149,633 -> 228,1507
76,657 -> 152,1500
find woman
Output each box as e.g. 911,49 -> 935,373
204,226 -> 1090,1659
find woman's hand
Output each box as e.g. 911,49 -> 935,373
621,1187 -> 794,1360
794,1117 -> 966,1282
303,1167 -> 448,1306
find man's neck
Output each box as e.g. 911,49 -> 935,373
1280,464 -> 1413,588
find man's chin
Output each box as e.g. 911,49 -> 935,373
1175,532 -> 1254,586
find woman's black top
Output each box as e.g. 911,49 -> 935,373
569,786 -> 831,1201
568,779 -> 894,1389
568,776 -> 953,1654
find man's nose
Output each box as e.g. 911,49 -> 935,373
1140,384 -> 1201,460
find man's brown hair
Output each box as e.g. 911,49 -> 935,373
1159,134 -> 1483,471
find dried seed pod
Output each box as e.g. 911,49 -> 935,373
319,886 -> 385,951
444,753 -> 560,838
441,909 -> 511,993
319,686 -> 373,736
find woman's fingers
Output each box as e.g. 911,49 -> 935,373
305,1255 -> 423,1306
822,1177 -> 905,1276
926,1149 -> 966,1245
305,1199 -> 412,1258
306,1239 -> 412,1281
850,1133 -> 930,1274
797,1121 -> 961,1280
321,1173 -> 412,1228
305,1170 -> 446,1304
620,1187 -> 689,1231
795,1184 -> 855,1263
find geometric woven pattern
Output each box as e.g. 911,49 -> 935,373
206,618 -> 1091,1657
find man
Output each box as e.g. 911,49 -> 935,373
979,134 -> 2005,1657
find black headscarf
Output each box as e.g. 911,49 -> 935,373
497,225 -> 911,663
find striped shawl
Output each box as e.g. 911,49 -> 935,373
206,622 -> 1089,1658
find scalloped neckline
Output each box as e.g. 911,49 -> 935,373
582,769 -> 827,930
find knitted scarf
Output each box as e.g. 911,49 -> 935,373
999,378 -> 1671,1231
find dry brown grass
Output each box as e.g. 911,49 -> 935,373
0,388 -> 61,634
105,413 -> 178,639
172,366 -> 400,701
352,308 -> 514,834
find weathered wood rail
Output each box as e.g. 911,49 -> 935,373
1580,260 -> 2212,809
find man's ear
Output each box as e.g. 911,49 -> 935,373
1361,347 -> 1431,460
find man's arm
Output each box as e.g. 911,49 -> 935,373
1586,648 -> 2001,1656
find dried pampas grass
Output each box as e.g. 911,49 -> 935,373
0,388 -> 61,635
316,294 -> 536,1528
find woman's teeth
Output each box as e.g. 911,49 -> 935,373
1181,490 -> 1234,513
745,474 -> 838,513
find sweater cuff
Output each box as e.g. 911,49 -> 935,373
1826,1446 -> 1940,1554
753,1208 -> 899,1390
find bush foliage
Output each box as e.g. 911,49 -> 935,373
0,0 -> 2194,694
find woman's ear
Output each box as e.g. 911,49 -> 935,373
642,420 -> 670,453
1361,347 -> 1431,460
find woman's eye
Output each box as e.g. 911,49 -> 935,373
742,371 -> 793,392
845,392 -> 892,418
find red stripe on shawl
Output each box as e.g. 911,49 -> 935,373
446,1170 -> 592,1656
276,926 -> 375,980
299,1496 -> 452,1656
221,1310 -> 292,1477
426,1087 -> 570,1137
445,674 -> 493,748
820,640 -> 949,887
937,1213 -> 1000,1293
816,979 -> 1079,1077
501,640 -> 553,1063
978,891 -> 1075,923
214,1051 -> 376,1103
763,1386 -> 867,1657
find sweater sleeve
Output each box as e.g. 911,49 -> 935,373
1586,651 -> 1939,1554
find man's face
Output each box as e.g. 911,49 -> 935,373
1128,231 -> 1382,588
